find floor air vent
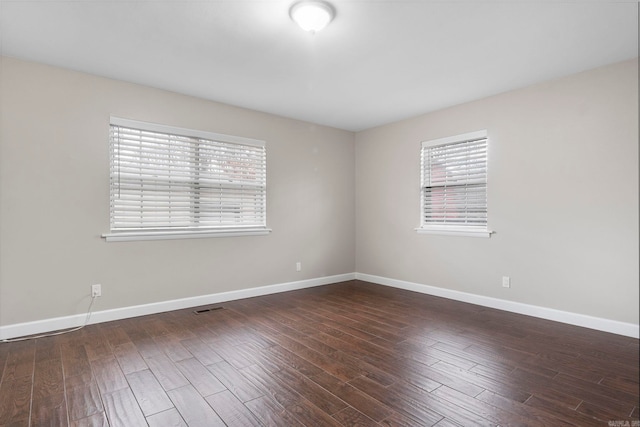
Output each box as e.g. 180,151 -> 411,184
193,307 -> 224,315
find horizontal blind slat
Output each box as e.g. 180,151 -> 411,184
110,123 -> 266,231
421,133 -> 488,228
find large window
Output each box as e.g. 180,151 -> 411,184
417,130 -> 491,238
104,117 -> 269,241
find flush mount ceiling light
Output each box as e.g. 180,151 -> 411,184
290,0 -> 335,33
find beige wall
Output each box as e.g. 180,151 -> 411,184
0,56 -> 355,326
355,58 -> 639,324
1,56 -> 637,330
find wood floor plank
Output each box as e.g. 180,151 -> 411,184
30,393 -> 67,427
348,375 -> 444,426
90,356 -> 128,395
576,400 -> 638,424
244,395 -> 305,427
400,340 -> 477,371
314,326 -> 396,362
552,372 -> 638,416
308,331 -> 397,386
313,307 -> 405,344
428,359 -> 533,403
61,342 -> 92,380
205,390 -> 262,426
284,400 -> 345,427
205,360 -> 263,403
277,325 -> 341,356
404,359 -> 484,397
0,375 -> 32,425
233,342 -> 283,373
299,310 -> 379,341
326,297 -> 412,330
100,326 -> 132,349
315,300 -> 409,337
125,369 -> 174,416
270,333 -> 363,382
240,363 -> 303,408
272,367 -> 347,415
166,384 -> 226,427
34,336 -> 62,363
131,336 -> 162,359
379,410 -> 436,427
65,381 -> 103,422
357,354 -> 442,392
207,340 -> 255,370
175,357 -> 226,397
83,331 -> 112,362
143,353 -> 189,392
33,358 -> 64,400
476,389 -> 578,426
64,372 -> 94,391
179,338 -> 223,366
31,357 -> 66,425
112,342 -> 148,375
69,412 -> 108,427
102,387 -> 147,427
265,344 -> 323,377
0,280 -> 636,427
140,318 -> 171,338
146,408 -> 187,427
388,378 -> 494,426
310,371 -> 394,421
431,384 -> 541,427
428,338 -> 501,367
1,342 -> 35,382
153,336 -> 192,363
524,395 -> 604,426
332,406 -> 378,426
432,418 -> 463,427
241,363 -> 342,426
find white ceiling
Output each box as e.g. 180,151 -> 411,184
1,0 -> 637,131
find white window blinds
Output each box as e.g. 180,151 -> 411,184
419,130 -> 489,235
108,118 -> 266,236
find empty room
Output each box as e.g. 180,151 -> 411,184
0,1 -> 638,426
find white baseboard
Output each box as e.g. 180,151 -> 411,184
2,272 -> 637,340
0,273 -> 356,341
356,273 -> 639,339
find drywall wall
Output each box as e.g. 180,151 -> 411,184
1,55 -> 637,332
355,58 -> 639,325
0,56 -> 355,326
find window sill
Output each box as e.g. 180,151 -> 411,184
415,227 -> 493,238
102,227 -> 272,242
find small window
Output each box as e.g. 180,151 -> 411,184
417,130 -> 491,238
103,117 -> 269,241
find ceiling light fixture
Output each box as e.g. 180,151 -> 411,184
289,0 -> 335,33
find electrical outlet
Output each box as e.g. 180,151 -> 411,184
91,284 -> 102,297
296,262 -> 302,272
502,276 -> 511,288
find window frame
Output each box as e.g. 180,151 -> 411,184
416,130 -> 492,238
102,117 -> 270,242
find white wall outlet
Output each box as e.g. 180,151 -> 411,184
502,276 -> 511,288
296,262 -> 302,272
91,284 -> 102,297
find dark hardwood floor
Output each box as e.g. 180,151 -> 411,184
0,280 -> 638,426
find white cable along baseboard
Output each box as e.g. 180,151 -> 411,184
1,272 -> 637,340
0,273 -> 356,341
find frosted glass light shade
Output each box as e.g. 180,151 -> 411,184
290,1 -> 335,32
